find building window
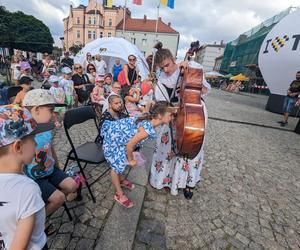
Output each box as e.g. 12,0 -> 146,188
88,31 -> 92,39
92,31 -> 96,39
108,32 -> 112,37
77,17 -> 80,24
77,30 -> 80,38
88,17 -> 92,25
108,18 -> 112,27
142,39 -> 147,46
93,17 -> 96,25
100,32 -> 103,38
131,38 -> 136,44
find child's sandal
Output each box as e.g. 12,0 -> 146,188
114,193 -> 134,208
120,179 -> 135,190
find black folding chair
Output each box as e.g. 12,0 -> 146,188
63,106 -> 109,203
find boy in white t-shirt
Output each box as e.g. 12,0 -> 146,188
0,104 -> 54,250
60,67 -> 76,109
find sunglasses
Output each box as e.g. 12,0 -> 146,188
75,66 -> 82,69
88,68 -> 95,70
129,58 -> 136,61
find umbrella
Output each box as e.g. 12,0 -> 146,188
230,74 -> 249,81
223,73 -> 233,79
205,71 -> 225,78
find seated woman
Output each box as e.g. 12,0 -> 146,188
86,63 -> 97,84
125,87 -> 146,117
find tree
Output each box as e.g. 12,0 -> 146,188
69,44 -> 84,55
0,6 -> 54,54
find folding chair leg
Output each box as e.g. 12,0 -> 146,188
63,203 -> 73,221
63,156 -> 71,171
76,160 -> 96,203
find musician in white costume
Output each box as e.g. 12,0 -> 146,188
150,43 -> 210,199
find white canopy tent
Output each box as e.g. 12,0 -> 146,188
74,37 -> 149,80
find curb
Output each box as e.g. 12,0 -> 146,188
95,142 -> 155,250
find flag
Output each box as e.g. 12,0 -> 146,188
133,0 -> 142,5
160,0 -> 174,9
103,0 -> 113,8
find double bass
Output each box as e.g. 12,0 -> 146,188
173,41 -> 206,159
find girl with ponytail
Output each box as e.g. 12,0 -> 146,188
100,101 -> 174,208
150,42 -> 211,199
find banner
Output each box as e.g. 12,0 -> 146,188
259,9 -> 300,95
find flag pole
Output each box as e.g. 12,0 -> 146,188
151,2 -> 160,73
122,0 -> 127,37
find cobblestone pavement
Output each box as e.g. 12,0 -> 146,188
134,89 -> 300,249
48,121 -> 114,250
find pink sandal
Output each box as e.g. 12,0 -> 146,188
114,193 -> 134,208
120,179 -> 135,190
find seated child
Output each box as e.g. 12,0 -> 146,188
13,76 -> 33,106
101,101 -> 174,208
103,73 -> 112,98
91,75 -> 105,105
60,67 -> 76,109
0,104 -> 53,249
125,87 -> 146,117
22,89 -> 77,233
49,75 -> 66,127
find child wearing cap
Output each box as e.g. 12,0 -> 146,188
22,89 -> 77,232
91,75 -> 105,105
60,67 -> 75,109
0,104 -> 50,249
13,76 -> 33,106
49,75 -> 66,128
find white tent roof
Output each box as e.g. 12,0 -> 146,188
205,71 -> 225,77
74,37 -> 149,80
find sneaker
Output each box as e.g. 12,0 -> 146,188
280,122 -> 287,127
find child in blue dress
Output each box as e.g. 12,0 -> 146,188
101,101 -> 174,208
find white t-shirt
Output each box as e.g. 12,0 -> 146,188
94,60 -> 107,75
60,78 -> 74,96
0,174 -> 46,250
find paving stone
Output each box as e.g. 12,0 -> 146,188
89,218 -> 104,229
92,207 -> 109,219
83,226 -> 99,240
72,223 -> 87,237
58,222 -> 74,234
66,237 -> 80,250
50,234 -> 71,249
75,238 -> 95,250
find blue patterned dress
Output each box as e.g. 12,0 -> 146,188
101,117 -> 156,174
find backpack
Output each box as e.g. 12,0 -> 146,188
117,69 -> 127,86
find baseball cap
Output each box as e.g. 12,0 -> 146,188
61,67 -> 72,75
20,61 -> 31,71
19,76 -> 34,85
23,89 -> 66,107
0,105 -> 54,148
49,75 -> 60,83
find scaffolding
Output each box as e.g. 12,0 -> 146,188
220,7 -> 296,78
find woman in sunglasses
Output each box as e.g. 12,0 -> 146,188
72,64 -> 91,104
86,63 -> 97,84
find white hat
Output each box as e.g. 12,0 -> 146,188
23,89 -> 65,107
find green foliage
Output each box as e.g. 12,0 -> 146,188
0,6 -> 54,53
69,44 -> 83,55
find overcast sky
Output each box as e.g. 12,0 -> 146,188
1,0 -> 299,58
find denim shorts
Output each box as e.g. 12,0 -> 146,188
283,96 -> 297,113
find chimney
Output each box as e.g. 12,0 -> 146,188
168,22 -> 171,27
144,15 -> 147,21
221,40 -> 224,45
158,17 -> 162,22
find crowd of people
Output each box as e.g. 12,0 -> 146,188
0,44 -> 210,250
